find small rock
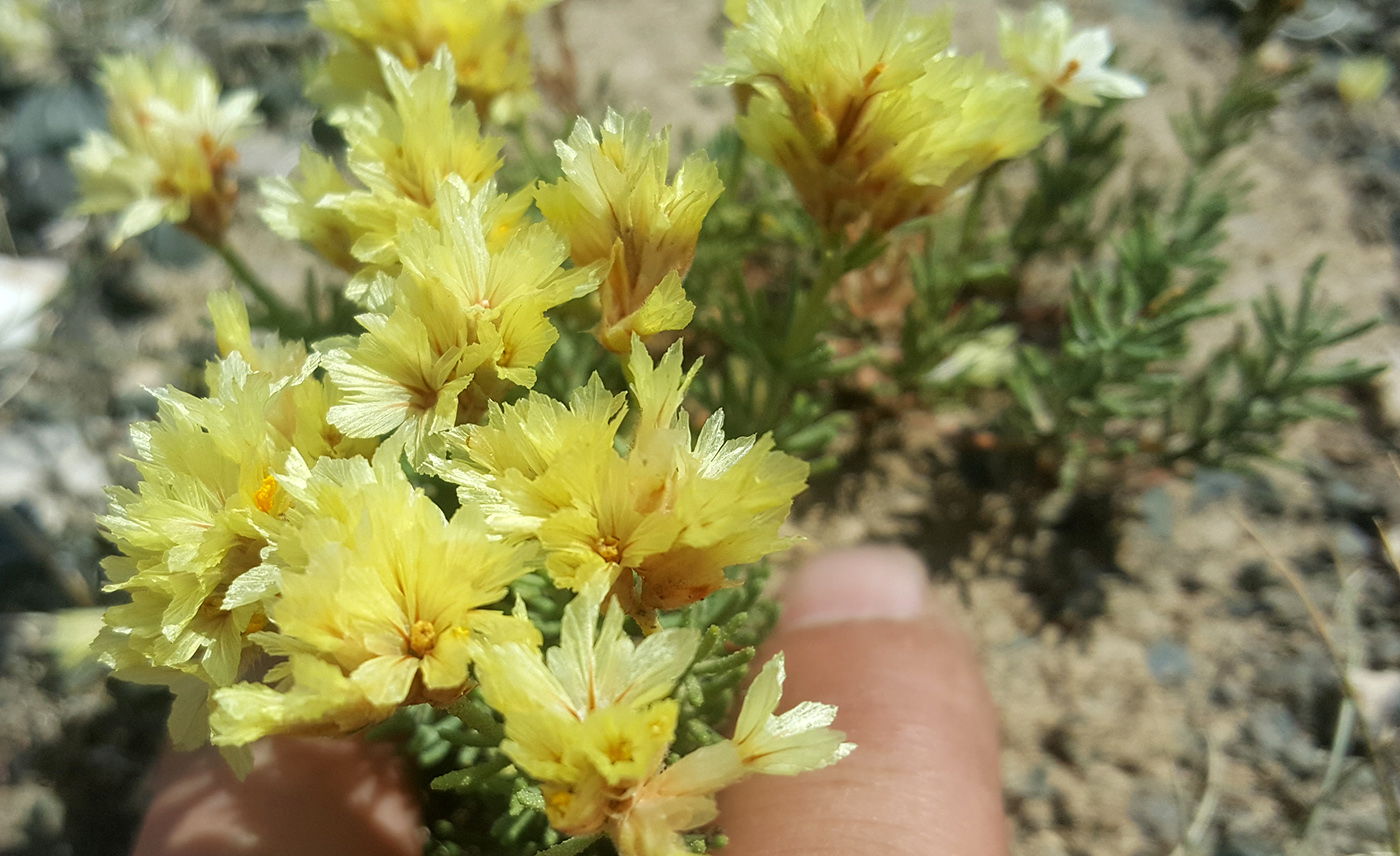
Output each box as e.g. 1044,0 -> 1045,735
1138,485 -> 1173,541
1349,668 -> 1400,732
0,254 -> 66,353
138,222 -> 208,268
0,782 -> 64,850
1334,521 -> 1374,562
1371,630 -> 1400,668
1129,782 -> 1181,843
1218,830 -> 1283,856
1146,640 -> 1193,686
0,422 -> 112,537
1319,478 -> 1385,527
1248,701 -> 1307,761
1192,469 -> 1246,510
1290,546 -> 1335,577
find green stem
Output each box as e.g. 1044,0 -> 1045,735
748,237 -> 851,444
445,696 -> 505,746
510,122 -> 556,183
782,239 -> 846,363
958,163 -> 1002,256
213,242 -> 302,338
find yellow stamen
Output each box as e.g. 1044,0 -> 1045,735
408,619 -> 437,657
1055,58 -> 1082,87
862,61 -> 888,89
595,535 -> 622,563
605,737 -> 633,764
253,475 -> 278,513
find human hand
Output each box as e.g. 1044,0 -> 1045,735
133,547 -> 1006,856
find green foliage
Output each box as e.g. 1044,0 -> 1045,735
1163,258 -> 1382,465
1005,50 -> 1376,480
667,562 -> 780,757
1009,101 -> 1129,263
531,312 -> 626,403
1003,172 -> 1236,460
1173,58 -> 1303,169
891,217 -> 1005,393
686,130 -> 868,462
677,48 -> 1379,488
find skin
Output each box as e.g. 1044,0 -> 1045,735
133,547 -> 1007,856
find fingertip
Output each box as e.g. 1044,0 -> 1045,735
781,546 -> 929,629
719,547 -> 1007,856
133,738 -> 423,856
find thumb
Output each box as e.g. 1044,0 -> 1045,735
717,547 -> 1008,856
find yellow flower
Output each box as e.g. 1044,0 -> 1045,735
998,2 -> 1147,110
210,654 -> 392,746
535,109 -> 723,352
258,147 -> 365,272
702,0 -> 1048,235
472,579 -> 700,837
1338,56 -> 1392,106
261,49 -> 525,299
445,377 -> 627,535
322,175 -> 601,462
70,49 -> 260,247
0,0 -> 56,82
209,290 -> 380,461
96,355 -> 303,741
96,313 -> 376,750
610,652 -> 854,856
208,445 -> 539,746
207,290 -> 308,378
306,0 -> 561,123
436,339 -> 807,627
476,582 -> 852,856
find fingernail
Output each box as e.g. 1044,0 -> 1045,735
782,546 -> 928,630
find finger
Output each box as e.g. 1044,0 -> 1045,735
132,737 -> 423,856
718,547 -> 1008,856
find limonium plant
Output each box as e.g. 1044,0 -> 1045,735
81,0 -> 1382,853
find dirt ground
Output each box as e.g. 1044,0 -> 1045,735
2,1 -> 1400,855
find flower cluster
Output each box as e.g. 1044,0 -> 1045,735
320,175 -> 600,462
209,443 -> 539,745
536,109 -> 724,353
434,340 -> 808,631
70,50 -> 260,248
997,2 -> 1147,111
98,300 -> 821,811
78,0 -> 1156,851
705,0 -> 1146,237
96,293 -> 373,768
704,0 -> 1047,235
261,48 -> 522,302
474,580 -> 852,855
306,0 -> 560,123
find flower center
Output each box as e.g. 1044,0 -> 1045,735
408,619 -> 437,657
1055,58 -> 1082,87
605,737 -> 633,764
595,535 -> 622,563
253,475 -> 278,513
